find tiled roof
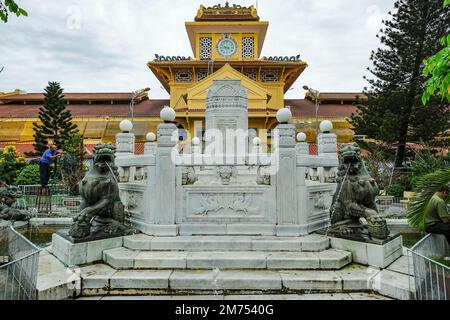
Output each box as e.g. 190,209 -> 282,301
287,99 -> 358,119
305,92 -> 367,102
0,99 -> 169,118
0,92 -> 134,103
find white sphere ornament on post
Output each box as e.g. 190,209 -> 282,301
276,108 -> 293,124
297,132 -> 307,142
192,137 -> 200,146
320,120 -> 333,133
146,132 -> 156,142
120,120 -> 133,133
160,106 -> 176,123
253,137 -> 261,146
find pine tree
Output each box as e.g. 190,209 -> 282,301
32,82 -> 78,155
351,0 -> 450,167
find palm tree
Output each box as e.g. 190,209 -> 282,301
407,169 -> 450,231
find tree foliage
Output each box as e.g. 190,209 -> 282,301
0,0 -> 27,23
61,133 -> 87,195
407,169 -> 450,231
14,164 -> 40,186
0,146 -> 28,185
31,82 -> 78,156
351,0 -> 450,167
422,0 -> 450,106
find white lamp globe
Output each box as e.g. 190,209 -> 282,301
120,120 -> 133,133
160,106 -> 176,122
276,108 -> 292,123
253,137 -> 261,146
320,120 -> 333,133
192,137 -> 200,145
297,132 -> 307,142
146,132 -> 156,142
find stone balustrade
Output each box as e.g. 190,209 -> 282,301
114,123 -> 339,237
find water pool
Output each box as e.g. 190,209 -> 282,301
18,226 -> 67,248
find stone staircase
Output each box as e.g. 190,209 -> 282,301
69,234 -> 377,296
103,234 -> 351,271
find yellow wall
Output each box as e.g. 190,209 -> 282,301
168,64 -> 286,111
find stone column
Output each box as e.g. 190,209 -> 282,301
115,134 -> 135,157
144,132 -> 157,156
154,122 -> 178,228
275,122 -> 299,229
317,121 -> 338,183
296,133 -> 309,156
317,133 -> 337,156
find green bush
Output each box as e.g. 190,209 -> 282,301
0,146 -> 28,185
386,183 -> 405,198
410,152 -> 445,187
14,164 -> 40,186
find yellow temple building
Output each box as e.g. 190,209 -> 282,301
0,3 -> 360,155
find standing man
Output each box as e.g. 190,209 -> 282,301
425,185 -> 450,244
39,144 -> 63,188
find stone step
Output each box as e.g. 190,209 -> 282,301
80,264 -> 378,295
103,247 -> 351,270
123,234 -> 330,252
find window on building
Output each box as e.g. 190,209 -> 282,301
175,70 -> 193,83
200,37 -> 212,60
242,37 -> 255,58
197,70 -> 209,81
244,69 -> 258,81
262,70 -> 280,82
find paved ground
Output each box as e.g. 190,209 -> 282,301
78,293 -> 391,300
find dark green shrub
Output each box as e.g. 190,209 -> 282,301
386,183 -> 405,198
14,164 -> 40,186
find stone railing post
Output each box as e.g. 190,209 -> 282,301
274,108 -> 300,235
115,120 -> 136,182
144,132 -> 157,155
295,132 -> 309,156
115,120 -> 135,157
317,120 -> 338,183
154,107 -> 178,231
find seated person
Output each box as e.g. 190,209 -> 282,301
425,185 -> 450,244
39,144 -> 64,188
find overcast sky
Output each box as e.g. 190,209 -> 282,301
0,0 -> 394,99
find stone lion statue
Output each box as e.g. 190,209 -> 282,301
68,143 -> 136,240
328,143 -> 390,240
0,184 -> 31,222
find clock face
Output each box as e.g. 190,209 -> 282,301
217,38 -> 237,57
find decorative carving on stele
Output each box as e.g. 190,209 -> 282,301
67,143 -> 137,241
328,143 -> 390,240
193,193 -> 260,216
217,166 -> 235,185
256,166 -> 271,185
182,167 -> 198,185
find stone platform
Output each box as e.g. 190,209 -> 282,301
328,234 -> 403,268
40,233 -> 416,300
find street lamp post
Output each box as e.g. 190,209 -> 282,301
303,85 -> 320,140
130,87 -> 150,128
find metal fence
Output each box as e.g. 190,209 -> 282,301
13,184 -> 82,216
409,234 -> 450,300
0,226 -> 41,300
375,196 -> 409,216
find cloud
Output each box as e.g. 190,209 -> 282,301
0,0 -> 395,98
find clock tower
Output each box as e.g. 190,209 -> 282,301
147,3 -> 308,138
